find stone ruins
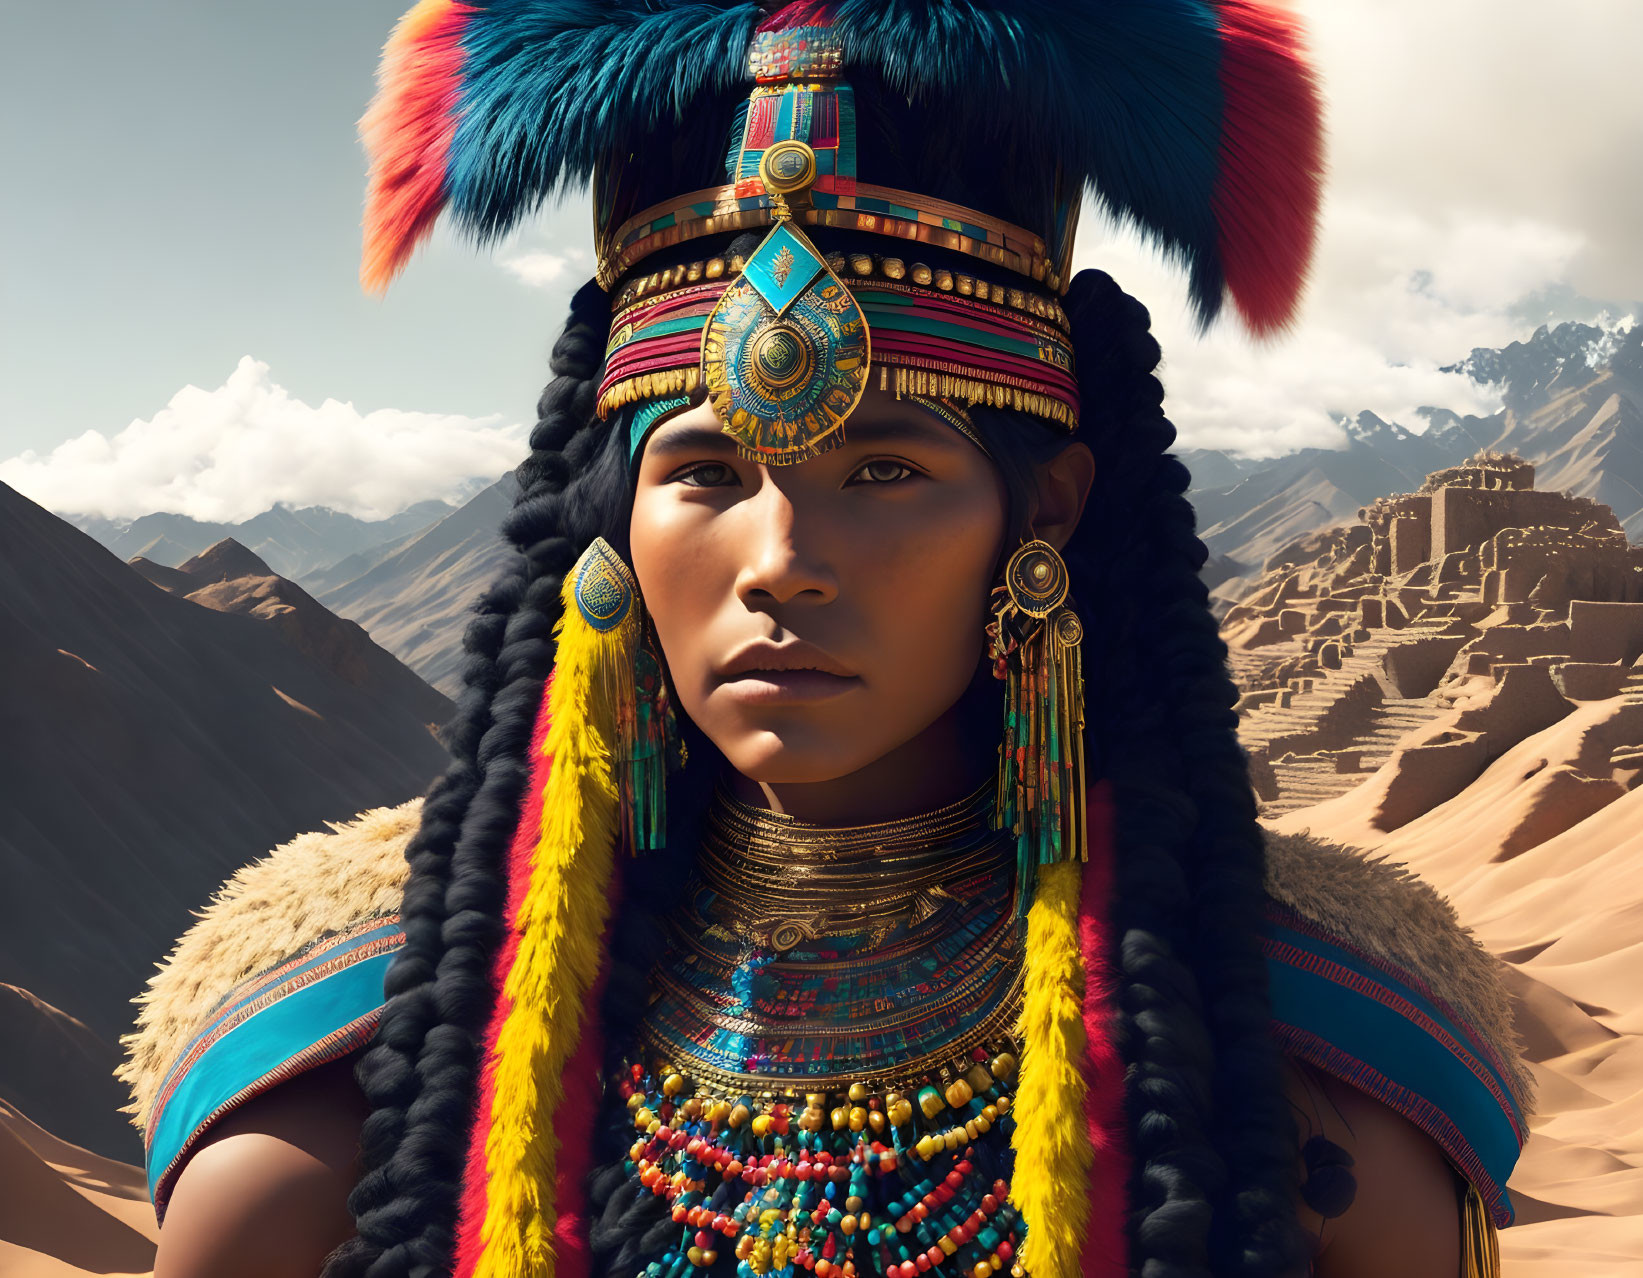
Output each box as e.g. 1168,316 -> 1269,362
1221,452 -> 1643,815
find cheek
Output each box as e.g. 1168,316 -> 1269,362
859,512 -> 999,687
628,491 -> 730,691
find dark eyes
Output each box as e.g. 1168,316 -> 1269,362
671,458 -> 919,488
851,459 -> 916,485
674,462 -> 738,488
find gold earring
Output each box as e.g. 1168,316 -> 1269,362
567,538 -> 681,852
987,540 -> 1087,888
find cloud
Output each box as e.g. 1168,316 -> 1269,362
0,357 -> 526,522
496,228 -> 590,290
500,250 -> 572,289
1069,0 -> 1642,459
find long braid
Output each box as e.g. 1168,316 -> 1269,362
325,279 -> 623,1278
1060,270 -> 1305,1277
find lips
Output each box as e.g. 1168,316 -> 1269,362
716,639 -> 860,704
719,638 -> 856,680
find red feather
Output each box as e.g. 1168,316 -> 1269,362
1210,1 -> 1326,336
451,678 -> 554,1278
360,0 -> 474,295
1079,782 -> 1131,1278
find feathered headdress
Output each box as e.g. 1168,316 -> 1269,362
363,0 -> 1323,335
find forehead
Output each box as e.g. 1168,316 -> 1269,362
640,390 -> 976,460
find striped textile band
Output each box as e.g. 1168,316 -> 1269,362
598,276 -> 1079,431
145,914 -> 405,1220
596,180 -> 1066,295
1260,900 -> 1527,1228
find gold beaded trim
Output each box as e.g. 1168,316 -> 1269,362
611,252 -> 1070,331
595,180 -> 1066,295
639,1006 -> 1027,1105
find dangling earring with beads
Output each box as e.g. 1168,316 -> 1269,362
987,539 -> 1088,892
566,538 -> 682,852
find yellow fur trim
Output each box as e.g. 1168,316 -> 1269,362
117,802 -> 419,1134
1009,861 -> 1091,1278
471,558 -> 639,1278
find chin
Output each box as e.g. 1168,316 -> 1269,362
716,725 -> 886,786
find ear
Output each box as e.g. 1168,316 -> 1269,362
1031,442 -> 1096,552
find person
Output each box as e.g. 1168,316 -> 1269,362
121,4 -> 1530,1277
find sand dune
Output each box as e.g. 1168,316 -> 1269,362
1272,695 -> 1643,1276
0,1100 -> 155,1278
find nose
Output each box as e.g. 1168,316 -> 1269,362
734,472 -> 838,607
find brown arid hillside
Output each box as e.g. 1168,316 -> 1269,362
317,473 -> 519,695
133,537 -> 452,717
0,480 -> 453,1161
1226,455 -> 1643,1275
0,1100 -> 156,1278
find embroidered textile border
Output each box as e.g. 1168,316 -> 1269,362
597,276 -> 1079,429
145,915 -> 405,1219
1260,906 -> 1523,1227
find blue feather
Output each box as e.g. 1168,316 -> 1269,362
448,1 -> 762,240
437,0 -> 1259,322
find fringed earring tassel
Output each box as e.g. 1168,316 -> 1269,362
1461,1182 -> 1501,1278
570,538 -> 674,855
990,541 -> 1088,896
628,637 -> 679,852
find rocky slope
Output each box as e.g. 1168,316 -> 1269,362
319,474 -> 520,695
135,539 -> 451,719
0,481 -> 452,1159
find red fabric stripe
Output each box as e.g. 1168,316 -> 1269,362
1079,782 -> 1129,1277
549,903 -> 620,1278
451,677 -> 557,1278
745,95 -> 778,149
1209,1 -> 1325,336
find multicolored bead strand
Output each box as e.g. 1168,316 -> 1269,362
619,1049 -> 1027,1278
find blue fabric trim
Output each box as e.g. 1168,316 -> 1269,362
1264,918 -> 1523,1223
147,919 -> 404,1119
146,945 -> 396,1199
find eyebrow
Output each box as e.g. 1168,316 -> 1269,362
644,413 -> 967,458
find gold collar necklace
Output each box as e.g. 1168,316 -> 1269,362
697,782 -> 1011,952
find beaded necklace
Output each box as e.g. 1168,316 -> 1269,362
615,785 -> 1030,1278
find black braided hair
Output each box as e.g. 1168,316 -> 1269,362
323,278 -> 627,1278
1054,270 -> 1307,1278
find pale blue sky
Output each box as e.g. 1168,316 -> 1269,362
1,1 -> 588,459
3,1 -> 1639,519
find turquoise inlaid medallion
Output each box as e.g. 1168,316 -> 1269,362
741,221 -> 825,315
700,140 -> 870,465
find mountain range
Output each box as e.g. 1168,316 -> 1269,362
0,482 -> 453,1158
71,499 -> 458,582
1183,319 -> 1643,602
315,475 -> 519,696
